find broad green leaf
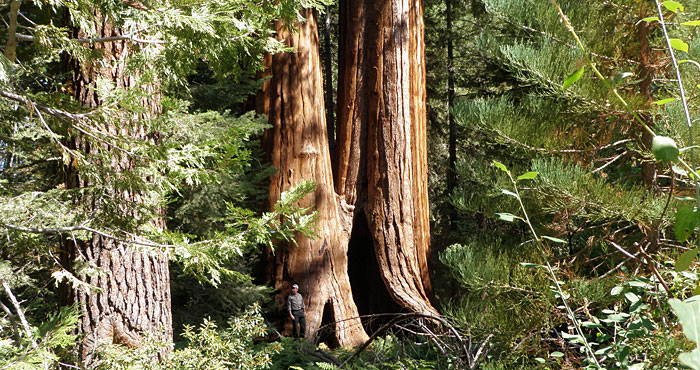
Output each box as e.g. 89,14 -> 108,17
561,332 -> 581,340
542,235 -> 567,244
501,189 -> 519,198
595,346 -> 612,355
495,213 -> 520,222
682,21 -> 700,26
550,351 -> 564,358
563,66 -> 585,89
669,298 -> 700,369
582,321 -> 604,328
611,286 -> 623,295
673,165 -> 688,176
624,292 -> 640,303
671,38 -> 690,53
605,314 -> 628,323
641,16 -> 659,22
652,135 -> 679,163
664,1 -> 684,13
676,248 -> 699,272
675,205 -> 700,242
534,358 -> 546,364
517,171 -> 539,181
492,160 -> 508,173
653,97 -> 677,105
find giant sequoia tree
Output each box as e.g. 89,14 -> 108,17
260,0 -> 437,345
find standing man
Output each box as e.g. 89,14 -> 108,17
287,283 -> 306,338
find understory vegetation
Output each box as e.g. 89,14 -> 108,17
4,0 -> 700,369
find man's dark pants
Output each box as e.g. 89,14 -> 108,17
292,309 -> 306,338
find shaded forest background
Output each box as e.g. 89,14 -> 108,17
3,0 -> 700,369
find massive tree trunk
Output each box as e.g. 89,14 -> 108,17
258,9 -> 369,347
336,0 -> 436,315
260,0 -> 436,346
61,10 -> 172,364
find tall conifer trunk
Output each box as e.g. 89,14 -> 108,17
336,0 -> 436,315
61,10 -> 172,364
258,9 -> 368,347
260,0 -> 436,345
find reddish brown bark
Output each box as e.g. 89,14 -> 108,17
336,0 -> 436,315
260,0 -> 436,346
61,11 -> 171,364
258,9 -> 368,347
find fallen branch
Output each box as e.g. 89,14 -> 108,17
339,312 -> 466,368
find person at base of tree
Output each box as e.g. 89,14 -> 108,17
287,283 -> 306,338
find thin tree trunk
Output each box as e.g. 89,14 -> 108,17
4,0 -> 21,62
636,7 -> 656,189
258,9 -> 368,347
446,0 -> 457,197
336,0 -> 437,316
61,10 -> 171,365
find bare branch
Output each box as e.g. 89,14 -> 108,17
0,222 -> 174,248
592,151 -> 627,174
607,240 -> 639,260
0,276 -> 36,348
0,89 -> 141,159
15,33 -> 165,45
339,312 -> 467,368
470,333 -> 493,370
0,89 -> 89,122
0,298 -> 21,345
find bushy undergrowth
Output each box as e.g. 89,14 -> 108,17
95,303 -> 279,370
440,236 -> 554,342
438,230 -> 693,368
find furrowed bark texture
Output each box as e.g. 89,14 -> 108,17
336,0 -> 436,315
62,11 -> 171,364
258,9 -> 368,347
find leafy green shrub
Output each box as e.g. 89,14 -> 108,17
97,303 -> 279,370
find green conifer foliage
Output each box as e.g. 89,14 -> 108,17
0,0 -> 327,365
436,0 -> 700,366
